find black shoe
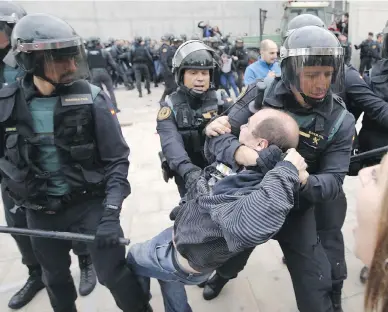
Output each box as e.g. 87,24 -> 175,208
139,93 -> 143,98
203,273 -> 229,300
8,274 -> 45,309
197,281 -> 207,288
154,84 -> 158,88
331,291 -> 343,312
147,89 -> 151,95
360,266 -> 369,284
78,255 -> 97,296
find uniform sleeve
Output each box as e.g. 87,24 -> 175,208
209,162 -> 299,252
92,92 -> 131,207
345,67 -> 388,128
156,105 -> 198,178
244,66 -> 256,85
300,112 -> 355,202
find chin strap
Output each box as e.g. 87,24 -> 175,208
300,92 -> 328,107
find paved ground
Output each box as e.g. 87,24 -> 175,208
0,85 -> 366,312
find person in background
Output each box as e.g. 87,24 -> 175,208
244,39 -> 280,85
353,153 -> 388,311
355,32 -> 378,75
220,52 -> 239,97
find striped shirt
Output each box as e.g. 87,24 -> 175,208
173,160 -> 299,272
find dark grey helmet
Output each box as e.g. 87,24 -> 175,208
285,14 -> 325,39
172,39 -> 218,88
280,26 -> 344,106
11,13 -> 89,85
0,2 -> 26,51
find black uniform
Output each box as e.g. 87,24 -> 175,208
110,44 -> 134,90
130,43 -> 152,96
356,39 -> 379,75
4,13 -> 151,312
158,88 -> 221,196
158,42 -> 177,103
359,59 -> 388,165
87,47 -> 118,109
229,44 -> 248,92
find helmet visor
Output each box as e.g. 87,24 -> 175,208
281,47 -> 345,97
16,37 -> 89,84
38,45 -> 89,84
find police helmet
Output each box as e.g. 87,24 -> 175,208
280,26 -> 344,107
11,13 -> 89,86
0,1 -> 26,50
88,36 -> 100,49
285,14 -> 325,39
235,36 -> 244,47
382,20 -> 388,58
172,39 -> 219,88
190,34 -> 200,40
134,36 -> 142,44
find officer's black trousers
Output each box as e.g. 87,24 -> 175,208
2,185 -> 89,272
315,191 -> 348,293
91,68 -> 117,108
358,128 -> 388,167
133,63 -> 151,94
25,197 -> 148,312
215,207 -> 333,312
160,71 -> 177,103
236,68 -> 245,92
359,57 -> 372,76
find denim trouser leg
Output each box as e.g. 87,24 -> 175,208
127,227 -> 211,312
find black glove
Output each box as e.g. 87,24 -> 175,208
253,145 -> 284,174
183,167 -> 202,192
95,205 -> 122,249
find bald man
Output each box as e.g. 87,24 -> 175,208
244,39 -> 280,85
126,108 -> 306,311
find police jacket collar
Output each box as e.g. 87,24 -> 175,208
271,80 -> 333,119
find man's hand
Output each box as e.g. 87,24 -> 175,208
299,169 -> 309,186
95,206 -> 122,249
232,56 -> 238,61
267,71 -> 276,78
235,146 -> 259,167
205,116 -> 231,137
284,148 -> 308,182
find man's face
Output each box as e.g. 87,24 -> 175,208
343,15 -> 348,23
368,34 -> 373,41
239,113 -> 266,150
261,45 -> 278,64
298,66 -> 333,100
378,35 -> 383,43
236,41 -> 244,48
183,69 -> 210,93
44,56 -> 78,84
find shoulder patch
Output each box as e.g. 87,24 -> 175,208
157,106 -> 172,121
162,48 -> 167,53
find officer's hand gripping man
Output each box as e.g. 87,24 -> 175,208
157,40 -> 225,200
0,13 -> 152,312
201,26 -> 355,312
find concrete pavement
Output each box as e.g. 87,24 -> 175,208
0,85 -> 366,312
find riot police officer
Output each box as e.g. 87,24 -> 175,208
130,36 -> 152,97
201,26 -> 355,312
0,4 -> 97,309
229,37 -> 248,92
86,36 -> 119,112
157,40 -> 226,197
2,13 -> 151,312
158,34 -> 177,103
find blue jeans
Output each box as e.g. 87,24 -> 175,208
220,72 -> 239,97
127,227 -> 211,312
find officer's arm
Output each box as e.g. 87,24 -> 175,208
206,85 -> 257,167
105,50 -> 118,71
156,105 -> 198,178
146,49 -> 153,63
300,113 -> 355,202
346,67 -> 388,128
92,92 -> 131,207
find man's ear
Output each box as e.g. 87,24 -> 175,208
256,139 -> 269,151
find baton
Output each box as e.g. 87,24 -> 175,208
350,145 -> 388,163
0,226 -> 130,246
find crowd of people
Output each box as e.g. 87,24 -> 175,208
0,1 -> 388,312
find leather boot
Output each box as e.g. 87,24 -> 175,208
139,91 -> 143,98
203,273 -> 229,300
147,89 -> 151,95
78,255 -> 97,296
8,267 -> 45,309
